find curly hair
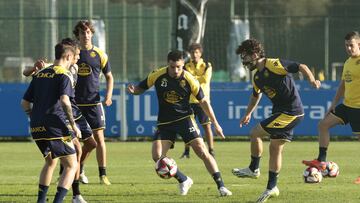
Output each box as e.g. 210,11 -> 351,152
73,20 -> 95,39
236,38 -> 265,58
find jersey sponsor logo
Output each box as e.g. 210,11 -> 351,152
31,126 -> 46,133
263,86 -> 276,98
163,90 -> 183,104
36,72 -> 55,78
78,63 -> 92,76
344,70 -> 352,82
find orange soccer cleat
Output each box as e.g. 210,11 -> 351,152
302,159 -> 326,170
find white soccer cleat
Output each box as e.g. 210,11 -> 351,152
72,194 -> 88,203
178,177 -> 193,195
79,171 -> 89,184
232,167 -> 260,179
219,186 -> 232,196
256,186 -> 280,203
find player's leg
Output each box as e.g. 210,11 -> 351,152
203,123 -> 214,156
93,129 -> 110,185
303,104 -> 345,167
38,153 -> 58,203
79,136 -> 97,183
71,138 -> 87,202
232,123 -> 268,178
190,138 -> 231,196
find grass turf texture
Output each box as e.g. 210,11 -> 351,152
1,141 -> 360,202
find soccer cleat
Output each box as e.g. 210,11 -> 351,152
99,175 -> 111,185
232,167 -> 260,179
354,176 -> 360,184
79,171 -> 89,184
180,152 -> 190,159
302,159 -> 326,170
219,186 -> 232,196
72,195 -> 87,203
178,177 -> 193,195
256,186 -> 280,203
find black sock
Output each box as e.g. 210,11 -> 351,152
72,179 -> 80,196
80,164 -> 84,174
317,147 -> 327,162
37,184 -> 48,203
249,155 -> 260,172
266,171 -> 279,189
59,164 -> 64,175
99,167 -> 106,176
184,146 -> 190,154
53,187 -> 68,203
212,172 -> 224,189
174,169 -> 187,183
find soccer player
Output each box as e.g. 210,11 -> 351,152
302,31 -> 360,184
180,43 -> 215,159
231,38 -> 321,202
127,50 -> 232,196
23,38 -> 97,203
73,20 -> 114,185
21,42 -> 80,203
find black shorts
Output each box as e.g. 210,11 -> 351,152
260,112 -> 304,141
153,116 -> 201,144
332,103 -> 360,134
35,136 -> 76,159
190,103 -> 211,125
75,115 -> 93,140
78,103 -> 105,130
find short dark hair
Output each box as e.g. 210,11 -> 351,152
345,31 -> 360,41
55,43 -> 76,60
236,38 -> 265,58
73,20 -> 95,39
167,50 -> 184,62
61,38 -> 79,49
188,43 -> 203,53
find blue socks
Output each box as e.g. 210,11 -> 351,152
266,171 -> 279,189
174,170 -> 187,183
212,172 -> 225,189
249,155 -> 260,172
53,187 -> 68,203
37,184 -> 49,203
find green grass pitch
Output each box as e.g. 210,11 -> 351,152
1,141 -> 360,202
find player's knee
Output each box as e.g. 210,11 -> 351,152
318,119 -> 329,131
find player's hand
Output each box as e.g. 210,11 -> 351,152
213,123 -> 225,139
34,59 -> 46,71
73,125 -> 82,139
103,97 -> 112,106
326,104 -> 336,115
239,115 -> 251,128
311,80 -> 321,89
127,84 -> 136,94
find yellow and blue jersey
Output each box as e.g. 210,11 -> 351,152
75,46 -> 111,105
23,65 -> 73,140
184,58 -> 212,103
138,67 -> 205,125
342,56 -> 360,108
252,58 -> 304,115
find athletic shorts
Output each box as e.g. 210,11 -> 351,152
75,115 -> 93,140
331,103 -> 360,134
153,115 -> 201,145
260,112 -> 304,141
78,103 -> 105,130
35,136 -> 76,159
190,103 -> 211,125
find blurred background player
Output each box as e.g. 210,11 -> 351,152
127,50 -> 232,196
231,38 -> 321,202
73,20 -> 114,185
180,43 -> 215,159
23,38 -> 96,203
21,41 -> 80,203
302,31 -> 360,184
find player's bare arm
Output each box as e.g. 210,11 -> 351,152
104,72 -> 114,106
60,94 -> 81,138
298,64 -> 321,89
328,80 -> 345,114
127,84 -> 145,95
240,93 -> 262,127
22,60 -> 46,77
20,99 -> 32,116
198,97 -> 225,139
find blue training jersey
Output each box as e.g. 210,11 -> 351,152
75,46 -> 111,105
23,65 -> 73,139
252,58 -> 304,115
138,67 -> 205,125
